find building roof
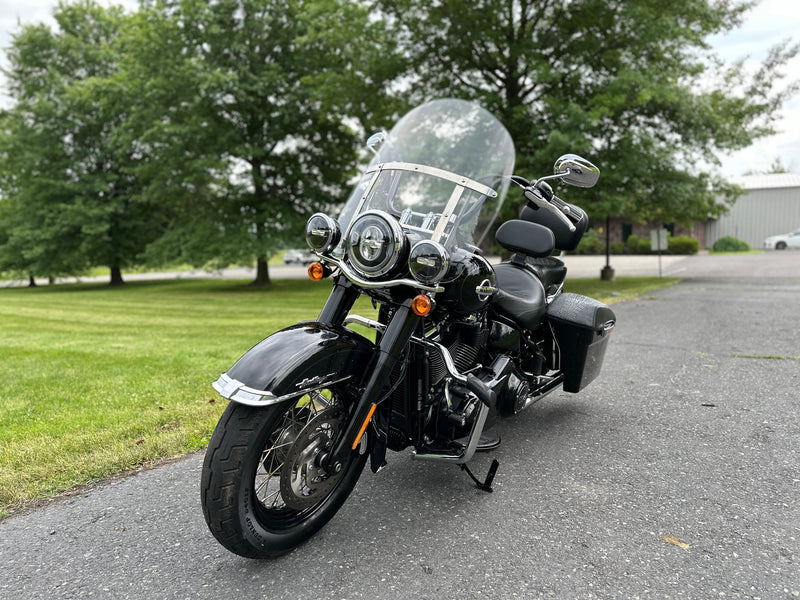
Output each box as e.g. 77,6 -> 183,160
729,173 -> 800,190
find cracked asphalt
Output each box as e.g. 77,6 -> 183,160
1,252 -> 799,599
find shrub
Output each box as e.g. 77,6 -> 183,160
638,238 -> 654,254
668,235 -> 700,255
626,234 -> 640,254
610,242 -> 625,255
712,236 -> 749,252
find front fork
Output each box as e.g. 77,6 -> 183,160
317,275 -> 420,473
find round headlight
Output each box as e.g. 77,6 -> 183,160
346,211 -> 405,278
305,213 -> 341,253
408,240 -> 450,284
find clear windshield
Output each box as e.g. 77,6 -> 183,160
338,99 -> 515,253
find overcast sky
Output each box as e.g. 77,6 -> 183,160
1,0 -> 799,177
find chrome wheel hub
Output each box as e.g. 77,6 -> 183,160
279,406 -> 346,510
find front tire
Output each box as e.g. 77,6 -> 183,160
776,241 -> 787,250
201,387 -> 367,558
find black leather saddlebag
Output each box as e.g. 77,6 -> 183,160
546,293 -> 616,393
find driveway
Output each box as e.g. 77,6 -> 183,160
1,256 -> 798,599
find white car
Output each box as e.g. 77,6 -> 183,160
764,229 -> 800,250
283,249 -> 317,264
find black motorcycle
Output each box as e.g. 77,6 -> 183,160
201,99 -> 616,558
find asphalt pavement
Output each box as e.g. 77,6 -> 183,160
1,252 -> 799,599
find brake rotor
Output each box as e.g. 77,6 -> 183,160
279,406 -> 347,510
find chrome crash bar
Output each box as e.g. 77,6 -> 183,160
319,254 -> 443,294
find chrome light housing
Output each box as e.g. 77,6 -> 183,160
305,213 -> 341,254
408,240 -> 450,285
346,210 -> 406,278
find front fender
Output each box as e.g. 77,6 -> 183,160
212,322 -> 375,406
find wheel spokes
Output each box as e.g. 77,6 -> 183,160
253,392 -> 340,510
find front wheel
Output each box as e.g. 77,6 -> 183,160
201,387 -> 368,558
776,241 -> 787,250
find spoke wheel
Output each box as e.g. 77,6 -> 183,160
201,387 -> 367,558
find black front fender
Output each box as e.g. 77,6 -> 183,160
212,322 -> 375,406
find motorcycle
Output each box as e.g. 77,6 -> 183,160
201,99 -> 616,558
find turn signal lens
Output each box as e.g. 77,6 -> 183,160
411,294 -> 433,316
308,262 -> 325,281
351,403 -> 377,450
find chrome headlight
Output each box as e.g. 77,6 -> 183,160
408,240 -> 450,285
305,213 -> 341,254
346,210 -> 405,278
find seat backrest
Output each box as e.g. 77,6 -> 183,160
495,220 -> 555,257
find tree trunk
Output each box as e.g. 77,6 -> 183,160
251,256 -> 271,286
28,274 -> 37,287
248,160 -> 272,287
110,266 -> 125,286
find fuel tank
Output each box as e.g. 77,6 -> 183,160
437,249 -> 497,315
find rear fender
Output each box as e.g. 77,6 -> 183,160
212,322 -> 375,406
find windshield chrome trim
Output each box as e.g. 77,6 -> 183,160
345,166 -> 385,240
322,254 -> 444,293
431,184 -> 464,243
364,161 -> 498,197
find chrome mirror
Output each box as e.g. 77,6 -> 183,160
554,154 -> 600,188
366,131 -> 387,156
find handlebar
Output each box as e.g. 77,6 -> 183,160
522,183 -> 577,233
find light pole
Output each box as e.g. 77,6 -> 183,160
600,215 -> 615,281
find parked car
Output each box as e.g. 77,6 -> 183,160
764,229 -> 800,250
282,249 -> 317,264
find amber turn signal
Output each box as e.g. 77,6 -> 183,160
411,294 -> 433,316
351,403 -> 377,450
308,262 -> 325,281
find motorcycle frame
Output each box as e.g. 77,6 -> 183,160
317,271 -> 570,472
316,272 -> 505,471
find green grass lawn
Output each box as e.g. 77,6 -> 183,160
0,275 -> 676,516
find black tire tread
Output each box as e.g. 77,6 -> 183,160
201,400 -> 366,559
201,403 -> 276,558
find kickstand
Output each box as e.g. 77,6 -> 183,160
460,459 -> 500,493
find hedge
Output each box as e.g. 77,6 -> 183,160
570,230 -> 699,255
712,236 -> 750,252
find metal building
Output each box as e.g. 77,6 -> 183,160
706,173 -> 800,249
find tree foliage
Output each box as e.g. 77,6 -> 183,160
0,1 -> 166,284
376,0 -> 799,224
1,0 -> 798,284
119,0 -> 399,284
1,0 -> 399,284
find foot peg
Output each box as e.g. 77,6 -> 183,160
476,430 -> 500,452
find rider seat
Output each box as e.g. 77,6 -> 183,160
492,263 -> 548,331
522,256 -> 567,296
491,220 -> 555,331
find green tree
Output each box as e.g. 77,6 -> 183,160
0,106 -> 87,283
1,1 -> 164,285
123,0 -> 396,285
376,0 -> 798,225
